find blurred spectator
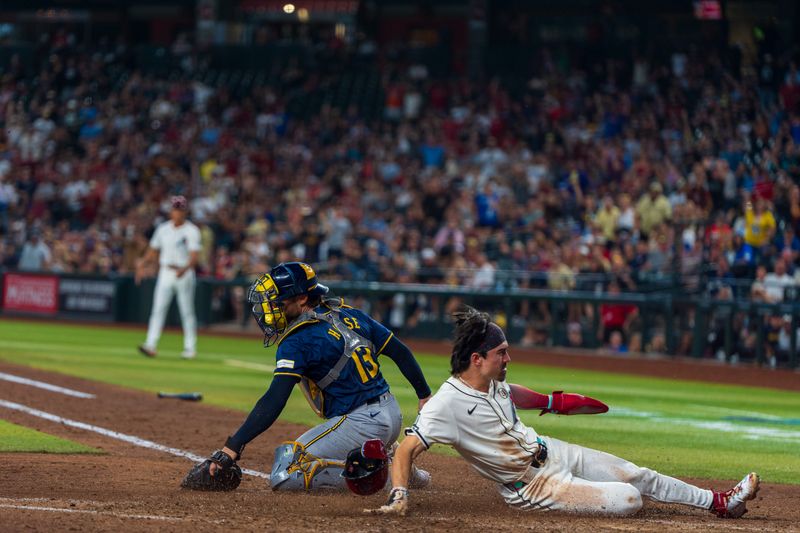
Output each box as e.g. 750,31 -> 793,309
594,195 -> 620,242
636,183 -> 672,237
17,230 -> 51,271
566,322 -> 584,348
744,197 -> 776,253
750,265 -> 770,302
598,279 -> 638,346
762,259 -> 795,302
0,172 -> 18,233
607,330 -> 629,354
764,314 -> 785,369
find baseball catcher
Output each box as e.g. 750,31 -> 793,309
369,306 -> 760,518
181,262 -> 432,492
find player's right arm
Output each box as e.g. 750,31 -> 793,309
358,309 -> 432,409
135,225 -> 163,284
380,336 -> 432,410
368,392 -> 456,515
135,247 -> 159,285
367,435 -> 427,516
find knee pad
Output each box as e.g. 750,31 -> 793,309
270,441 -> 345,491
618,486 -> 643,516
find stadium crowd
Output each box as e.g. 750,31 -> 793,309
1,28 -> 800,362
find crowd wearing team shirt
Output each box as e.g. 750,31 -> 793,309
2,28 -> 800,361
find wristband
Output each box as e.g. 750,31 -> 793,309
388,487 -> 408,501
210,449 -> 237,469
224,435 -> 245,459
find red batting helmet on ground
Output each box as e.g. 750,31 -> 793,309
342,439 -> 389,496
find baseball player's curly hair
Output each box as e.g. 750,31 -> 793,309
450,306 -> 492,375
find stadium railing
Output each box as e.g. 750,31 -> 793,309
1,270 -> 797,368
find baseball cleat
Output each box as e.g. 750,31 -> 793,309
138,345 -> 157,358
181,350 -> 196,359
711,472 -> 760,518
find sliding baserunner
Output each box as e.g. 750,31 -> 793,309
372,306 -> 760,518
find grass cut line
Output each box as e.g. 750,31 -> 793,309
0,372 -> 95,399
0,399 -> 269,479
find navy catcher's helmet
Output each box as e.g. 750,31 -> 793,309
247,262 -> 329,346
342,439 -> 389,496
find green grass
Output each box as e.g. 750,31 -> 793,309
1,319 -> 800,483
0,419 -> 99,453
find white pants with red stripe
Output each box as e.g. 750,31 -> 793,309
500,436 -> 713,515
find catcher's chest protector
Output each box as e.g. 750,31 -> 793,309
282,305 -> 375,417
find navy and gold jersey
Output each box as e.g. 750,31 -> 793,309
273,305 -> 393,418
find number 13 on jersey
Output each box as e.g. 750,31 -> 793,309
352,346 -> 379,383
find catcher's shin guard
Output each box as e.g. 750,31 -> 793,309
270,441 -> 346,491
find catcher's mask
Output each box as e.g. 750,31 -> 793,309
247,262 -> 329,347
342,439 -> 389,496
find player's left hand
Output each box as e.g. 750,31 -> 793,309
417,395 -> 431,412
540,391 -> 608,416
181,450 -> 242,491
208,447 -> 238,476
364,487 -> 408,516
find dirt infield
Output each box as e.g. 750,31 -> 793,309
0,359 -> 798,532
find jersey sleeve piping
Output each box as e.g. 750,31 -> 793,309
376,331 -> 394,355
273,371 -> 302,379
405,425 -> 431,449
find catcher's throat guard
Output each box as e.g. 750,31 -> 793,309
342,439 -> 389,496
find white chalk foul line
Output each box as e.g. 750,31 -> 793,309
0,503 -> 186,522
0,372 -> 96,399
0,399 -> 269,479
224,359 -> 275,372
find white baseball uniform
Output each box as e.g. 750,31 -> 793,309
142,219 -> 202,355
408,377 -> 713,516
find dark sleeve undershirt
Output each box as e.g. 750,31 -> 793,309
381,335 -> 432,399
226,374 -> 299,454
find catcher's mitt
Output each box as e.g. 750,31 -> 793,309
181,450 -> 242,491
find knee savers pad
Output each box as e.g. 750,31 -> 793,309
270,441 -> 345,491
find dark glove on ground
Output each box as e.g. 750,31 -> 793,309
181,450 -> 242,491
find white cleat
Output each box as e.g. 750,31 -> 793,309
711,472 -> 760,518
181,350 -> 196,359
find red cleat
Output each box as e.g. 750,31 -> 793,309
711,472 -> 760,518
138,345 -> 157,358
